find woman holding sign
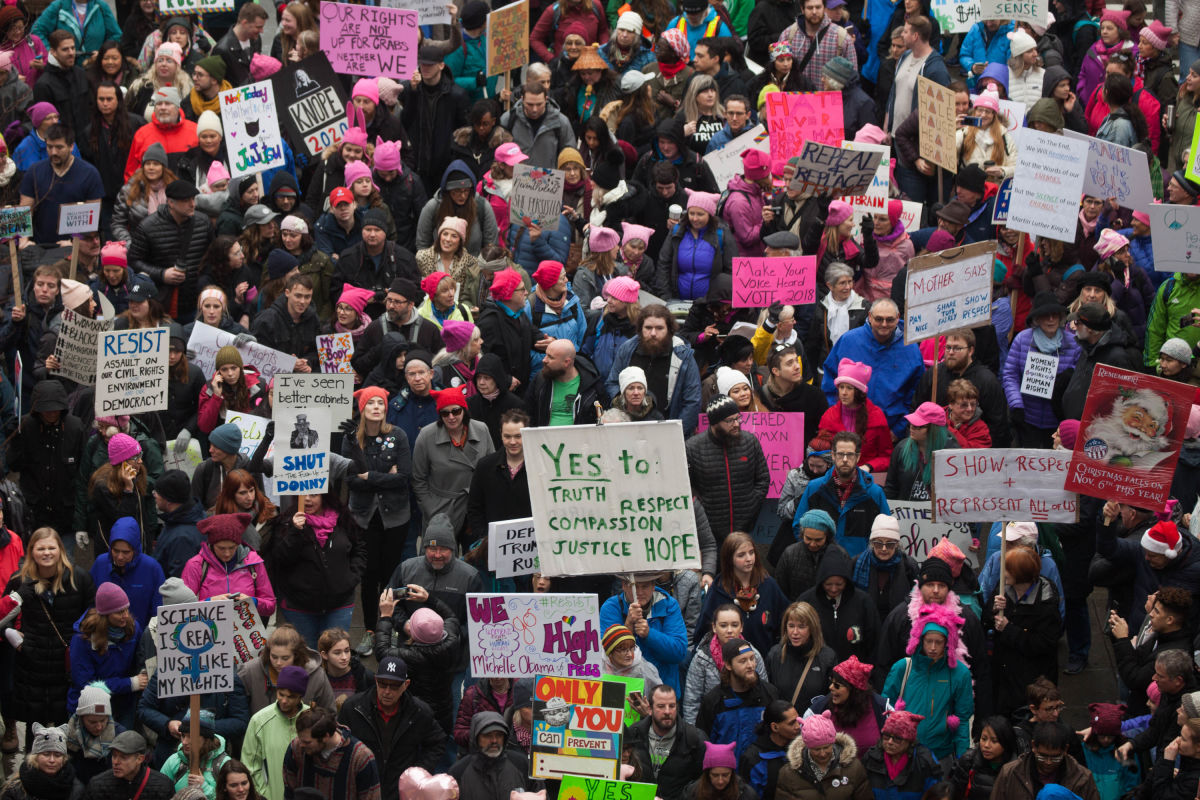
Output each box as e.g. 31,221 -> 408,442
1001,292 -> 1082,448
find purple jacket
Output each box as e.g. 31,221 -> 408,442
1001,327 -> 1081,430
1077,40 -> 1134,110
721,175 -> 766,257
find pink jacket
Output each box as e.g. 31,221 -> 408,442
478,173 -> 510,244
181,543 -> 276,617
1083,77 -> 1161,152
721,175 -> 766,258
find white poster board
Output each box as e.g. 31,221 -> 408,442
1063,130 -> 1153,212
702,124 -> 769,191
840,140 -> 889,201
187,321 -> 297,380
466,593 -> 601,677
95,327 -> 169,414
933,448 -> 1077,522
57,201 -> 102,236
380,0 -> 450,25
903,242 -> 995,344
930,0 -> 981,33
488,518 -> 539,579
1007,128 -> 1089,242
220,81 -> 286,178
889,501 -> 977,568
163,439 -> 204,479
273,372 -> 353,428
1146,203 -> 1200,274
272,375 -> 336,495
980,0 -> 1048,27
153,600 -> 236,698
225,411 -> 267,459
51,308 -> 111,386
508,165 -> 565,228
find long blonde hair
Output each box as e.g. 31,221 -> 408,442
960,112 -> 1009,166
18,528 -> 77,595
682,75 -> 724,125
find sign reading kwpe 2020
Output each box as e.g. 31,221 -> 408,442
271,53 -> 349,157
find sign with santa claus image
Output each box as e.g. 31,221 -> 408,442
1064,365 -> 1194,508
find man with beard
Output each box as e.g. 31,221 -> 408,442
912,328 -> 1009,446
790,431 -> 889,559
351,277 -> 445,377
82,731 -> 175,800
243,666 -> 309,800
18,124 -> 103,247
1057,304 -> 1141,421
695,639 -> 778,760
626,685 -> 707,799
605,305 -> 702,433
1081,387 -> 1175,469
32,31 -> 89,140
685,395 -> 769,545
448,711 -> 535,800
525,339 -> 607,426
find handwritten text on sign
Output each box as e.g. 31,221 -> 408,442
532,675 -> 625,780
220,81 -> 285,178
467,593 -> 600,678
1146,203 -> 1200,274
158,0 -> 233,14
933,448 -> 1077,523
703,124 -> 768,188
1008,128 -> 1089,242
52,308 -> 111,386
510,165 -> 565,228
903,242 -> 995,344
316,332 -> 354,373
488,518 -> 539,579
319,2 -> 418,79
697,412 -> 804,499
187,321 -> 297,381
732,257 -> 816,307
890,501 -> 977,568
0,206 -> 32,241
766,91 -> 844,177
272,53 -> 348,157
918,77 -> 958,173
1020,351 -> 1058,399
96,328 -> 169,414
930,0 -> 981,33
559,775 -> 657,800
154,600 -> 236,699
786,140 -> 884,199
486,0 -> 529,76
1063,130 -> 1153,212
980,0 -> 1048,26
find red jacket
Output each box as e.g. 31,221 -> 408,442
948,413 -> 991,448
809,399 -> 893,472
530,0 -> 610,63
197,371 -> 264,433
125,115 -> 199,181
1083,78 -> 1161,153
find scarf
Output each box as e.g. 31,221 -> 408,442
658,58 -> 687,79
65,715 -> 114,760
1078,209 -> 1099,237
875,220 -> 906,244
307,506 -> 338,547
146,181 -> 166,215
851,546 -> 900,589
17,761 -> 78,800
1031,326 -> 1063,354
536,286 -> 567,314
827,294 -> 855,344
839,402 -> 857,432
335,311 -> 372,340
481,387 -> 501,401
708,634 -> 725,671
885,751 -> 910,781
189,84 -> 227,118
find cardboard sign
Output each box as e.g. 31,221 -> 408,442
981,0 -> 1048,27
703,124 -> 769,188
274,372 -> 353,427
930,0 -> 981,33
320,1 -> 419,79
1063,130 -> 1154,211
271,53 -> 349,158
509,165 -> 565,228
51,308 -> 111,385
486,0 -> 529,76
732,257 -> 817,307
381,0 -> 450,26
991,177 -> 1013,224
225,411 -> 267,459
57,201 -> 102,236
917,77 -> 958,173
273,375 -> 337,495
230,599 -> 269,665
1008,128 -> 1089,242
488,518 -> 539,579
697,412 -> 804,498
316,332 -> 354,374
600,675 -> 646,723
524,421 -> 700,577
933,449 -> 1077,522
0,206 -> 31,241
1065,366 -> 1193,508
220,81 -> 285,178
766,91 -> 844,177
163,438 -> 203,479
188,321 -> 297,380
1146,203 -> 1200,274
1019,351 -> 1058,399
560,775 -> 657,800
467,593 -> 601,677
95,328 -> 169,414
903,241 -> 995,344
786,140 -> 884,198
158,0 -> 233,13
531,675 -> 624,780
889,501 -> 977,568
154,600 -> 236,698
841,140 -> 889,201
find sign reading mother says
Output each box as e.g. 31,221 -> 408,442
320,1 -> 419,79
523,421 -> 700,576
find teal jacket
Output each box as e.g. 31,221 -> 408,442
445,32 -> 496,103
32,0 -> 121,54
161,735 -> 231,800
881,652 -> 973,761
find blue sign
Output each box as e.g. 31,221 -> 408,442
991,177 -> 1013,225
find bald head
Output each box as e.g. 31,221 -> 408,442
542,339 -> 578,382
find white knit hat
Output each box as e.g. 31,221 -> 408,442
716,366 -> 751,397
616,10 -> 643,32
618,366 -> 647,394
869,514 -> 900,542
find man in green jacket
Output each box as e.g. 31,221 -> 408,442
1144,272 -> 1200,368
242,666 -> 310,800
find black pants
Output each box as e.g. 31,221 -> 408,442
361,512 -> 408,631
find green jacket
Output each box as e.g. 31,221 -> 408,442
1169,93 -> 1199,173
1144,273 -> 1200,366
881,651 -> 974,761
161,735 -> 231,800
242,702 -> 309,800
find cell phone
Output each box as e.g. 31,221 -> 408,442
1180,313 -> 1195,328
629,691 -> 644,708
962,116 -> 984,127
394,586 -> 410,599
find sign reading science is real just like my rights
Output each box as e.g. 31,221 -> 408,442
523,421 -> 700,577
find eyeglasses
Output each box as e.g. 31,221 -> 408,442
881,733 -> 907,742
871,316 -> 898,324
872,541 -> 898,551
944,345 -> 968,352
440,407 -> 464,418
1033,753 -> 1065,764
833,452 -> 859,461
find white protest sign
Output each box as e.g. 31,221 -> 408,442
316,332 -> 354,374
848,198 -> 923,236
841,140 -> 889,201
57,201 -> 102,236
164,438 -> 203,479
508,165 -> 565,228
230,600 -> 269,665
930,0 -> 981,33
1063,130 -> 1153,211
702,124 -> 769,191
1019,351 -> 1058,399
1146,204 -> 1200,274
524,421 -> 700,577
381,0 -> 450,25
1008,128 -> 1088,242
220,81 -> 286,178
980,0 -> 1048,26
272,405 -> 331,495
972,96 -> 1027,132
890,501 -> 977,568
154,600 -> 236,698
95,328 -> 169,414
933,448 -> 1077,523
903,241 -> 995,344
787,141 -> 884,198
51,308 -> 112,386
488,518 -> 539,579
187,322 -> 297,380
466,593 -> 601,677
274,372 -> 353,428
226,411 -> 267,459
158,0 -> 233,12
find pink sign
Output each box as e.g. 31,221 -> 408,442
697,412 -> 805,498
732,257 -> 816,308
319,2 -> 419,79
766,91 -> 844,177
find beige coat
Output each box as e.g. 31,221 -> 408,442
776,732 -> 874,800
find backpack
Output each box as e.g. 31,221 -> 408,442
551,0 -> 606,32
716,187 -> 751,220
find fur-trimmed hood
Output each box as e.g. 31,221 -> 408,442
904,586 -> 970,668
787,731 -> 859,772
452,125 -> 514,149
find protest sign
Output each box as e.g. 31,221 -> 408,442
786,140 -> 884,198
991,177 -> 1013,224
220,81 -> 285,178
154,600 -> 236,698
188,322 -> 296,380
732,257 -> 817,307
969,94 -> 1026,132
273,373 -> 344,495
467,593 -> 601,677
487,1 -> 529,76
316,332 -> 354,373
51,308 -> 111,386
271,53 -> 349,157
319,2 -> 419,79
1019,351 -> 1058,399
524,421 -> 700,576
509,165 -> 565,228
933,449 -> 1077,522
488,518 -> 539,579
848,197 -> 923,233
890,501 -> 977,568
697,412 -> 804,498
918,77 -> 958,173
600,675 -> 646,723
560,775 -> 657,800
381,0 -> 450,25
95,327 -> 169,414
0,206 -> 31,240
1065,366 -> 1193,508
164,438 -> 203,479
531,675 -> 624,779
225,412 -> 266,459
841,140 -> 889,201
275,372 -> 353,427
57,201 -> 101,236
1146,203 -> 1200,274
903,241 -> 995,344
765,91 -> 844,176
1007,128 -> 1088,242
930,0 -> 980,33
980,0 -> 1048,28
230,599 -> 269,666
1190,123 -> 1200,184
703,125 -> 769,189
1063,130 -> 1153,211
158,0 -> 233,13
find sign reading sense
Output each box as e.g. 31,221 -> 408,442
467,593 -> 600,677
154,601 -> 236,698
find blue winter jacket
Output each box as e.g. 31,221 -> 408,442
958,22 -> 1015,87
505,215 -> 572,274
526,290 -> 586,377
600,587 -> 689,695
793,470 -> 891,558
581,313 -> 635,382
605,335 -> 703,434
68,613 -> 143,720
881,652 -> 973,760
821,325 -> 925,437
90,516 -> 164,629
154,500 -> 206,581
599,39 -> 655,74
389,389 -> 439,455
1000,327 -> 1081,431
663,8 -> 733,54
862,0 -> 901,82
445,32 -> 496,102
12,133 -> 80,171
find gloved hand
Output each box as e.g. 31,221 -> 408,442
1025,252 -> 1043,277
1010,407 -> 1025,426
372,290 -> 386,304
173,429 -> 191,455
767,302 -> 783,326
4,628 -> 21,649
861,214 -> 872,232
475,71 -> 486,88
233,333 -> 257,347
75,531 -> 89,550
338,418 -> 358,438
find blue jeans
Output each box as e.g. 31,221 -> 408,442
1182,42 -> 1200,84
280,606 -> 354,650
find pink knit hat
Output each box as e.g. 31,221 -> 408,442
589,225 -> 620,252
741,148 -> 770,180
973,88 -> 1001,114
250,53 -> 281,80
1100,8 -> 1129,31
702,741 -> 737,770
604,275 -> 641,304
377,77 -> 402,106
882,710 -> 924,742
621,221 -> 654,246
1095,228 -> 1130,259
352,77 -> 380,105
832,655 -> 873,691
826,200 -> 853,227
155,42 -> 182,65
374,137 -> 402,172
441,319 -> 475,353
95,582 -> 130,615
409,607 -> 445,644
685,190 -> 720,217
438,216 -> 468,242
337,286 -> 375,314
1132,209 -> 1151,226
854,124 -> 888,145
107,433 -> 142,465
421,271 -> 452,298
888,198 -> 903,228
344,160 -> 378,191
800,711 -> 837,748
101,241 -> 127,268
206,161 -> 230,188
490,268 -> 523,300
834,358 -> 871,393
1140,20 -> 1172,51
928,538 -> 966,578
532,261 -> 564,290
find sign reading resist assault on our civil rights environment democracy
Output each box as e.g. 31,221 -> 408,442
486,0 -> 529,76
488,518 -> 539,579
523,421 -> 700,577
154,600 -> 236,698
51,308 -> 112,386
467,593 -> 601,678
95,328 -> 169,414
732,257 -> 817,307
786,141 -> 884,199
703,125 -> 768,191
158,0 -> 233,14
765,91 -> 844,177
918,77 -> 958,173
1065,366 -> 1194,508
220,81 -> 285,178
1008,128 -> 1089,242
697,412 -> 804,498
532,674 -> 625,780
271,53 -> 349,158
509,165 -> 566,228
903,241 -> 995,344
380,0 -> 450,26
320,2 -> 419,79
889,501 -> 977,568
933,449 -> 1077,523
1146,203 -> 1200,274
980,0 -> 1048,28
560,775 -> 657,800
187,322 -> 297,380
57,201 -> 101,236
930,0 -> 981,33
1063,130 -> 1154,212
0,206 -> 31,241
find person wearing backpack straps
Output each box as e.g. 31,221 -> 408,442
180,512 -> 277,619
530,0 -> 611,63
655,189 -> 737,301
720,149 -> 772,258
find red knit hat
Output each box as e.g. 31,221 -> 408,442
198,512 -> 252,545
833,655 -> 873,691
354,385 -> 389,413
489,268 -> 523,301
1142,520 -> 1182,559
1088,702 -> 1125,737
421,271 -> 451,299
882,710 -> 924,741
434,388 -> 468,414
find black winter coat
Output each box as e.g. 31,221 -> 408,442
79,113 -> 144,198
374,594 -> 462,735
351,314 -> 445,379
2,763 -> 85,800
766,641 -> 838,713
626,717 -> 708,800
775,541 -> 850,601
399,77 -> 470,190
950,747 -> 1015,800
136,671 -> 250,764
746,0 -> 796,66
332,241 -> 421,318
797,551 -> 879,663
162,361 -> 204,440
7,412 -> 85,534
466,450 -> 531,557
476,300 -> 536,395
263,507 -> 368,614
250,294 -> 320,366
81,765 -> 175,800
343,427 -> 412,530
128,205 -> 214,321
1151,753 -> 1200,800
212,29 -> 260,87
984,577 -> 1061,718
852,550 -> 919,621
447,714 -> 535,800
378,169 -> 428,253
861,743 -> 941,798
685,428 -> 770,543
466,354 -> 525,448
32,63 -> 90,140
524,354 -> 607,426
1056,326 -> 1142,421
338,687 -> 446,800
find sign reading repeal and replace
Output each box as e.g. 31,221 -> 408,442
697,412 -> 804,498
1007,128 -> 1089,242
903,241 -> 995,344
271,53 -> 349,157
154,600 -> 236,698
524,421 -> 700,577
57,201 -> 102,236
220,81 -> 285,178
95,328 -> 169,414
732,257 -> 817,307
320,2 -> 419,79
787,141 -> 883,198
51,308 -> 111,386
509,165 -> 566,228
933,448 -> 1077,523
488,518 -> 539,579
467,593 -> 600,678
532,675 -> 625,780
840,140 -> 889,201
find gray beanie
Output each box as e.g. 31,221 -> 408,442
1183,690 -> 1200,720
76,683 -> 112,717
822,56 -> 856,88
1161,337 -> 1194,364
159,577 -> 198,607
31,723 -> 67,755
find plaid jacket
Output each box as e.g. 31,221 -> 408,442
782,16 -> 858,90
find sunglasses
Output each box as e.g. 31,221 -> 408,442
440,407 -> 464,418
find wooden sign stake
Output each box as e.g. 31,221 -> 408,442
9,239 -> 20,308
68,236 -> 80,281
188,694 -> 201,777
